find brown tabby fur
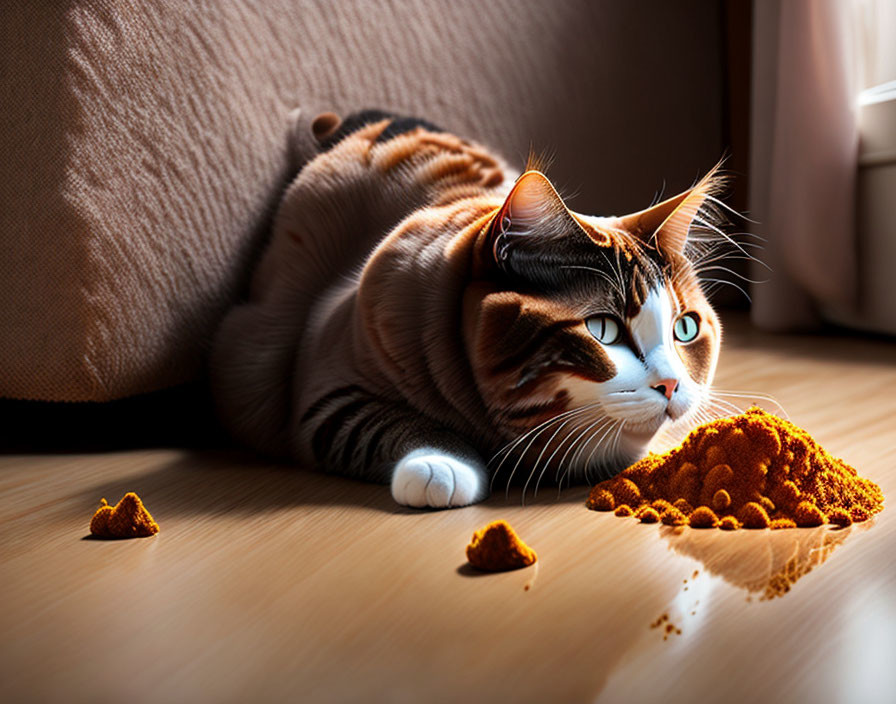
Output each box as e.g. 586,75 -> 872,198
210,110 -> 722,500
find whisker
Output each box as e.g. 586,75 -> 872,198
690,253 -> 769,272
560,264 -> 625,300
702,397 -> 744,418
704,194 -> 760,223
699,277 -> 752,303
695,402 -> 731,422
605,421 -> 627,480
557,417 -> 617,493
581,418 -> 624,485
520,412 -> 591,505
554,416 -> 615,486
690,229 -> 767,245
709,389 -> 789,418
693,264 -> 769,285
726,239 -> 766,249
531,408 -> 604,499
495,405 -> 598,498
488,404 -> 593,467
488,405 -> 597,492
691,214 -> 763,264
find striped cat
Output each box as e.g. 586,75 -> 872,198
210,109 -> 723,509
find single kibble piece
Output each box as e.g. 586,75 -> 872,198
689,506 -> 719,528
718,515 -> 740,530
614,504 -> 634,517
850,506 -> 871,522
586,407 -> 884,530
769,518 -> 797,530
89,493 -> 159,539
758,496 -> 776,513
612,478 -> 642,507
737,502 -> 771,529
712,489 -> 732,511
661,507 -> 688,526
673,498 -> 694,515
827,507 -> 852,527
793,501 -> 826,527
466,520 -> 536,571
587,489 -> 615,511
650,499 -> 674,515
775,480 -> 801,507
635,506 -> 660,524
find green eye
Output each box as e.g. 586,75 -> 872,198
674,313 -> 700,343
586,315 -> 621,345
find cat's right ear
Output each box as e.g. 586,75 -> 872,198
484,170 -> 584,275
616,163 -> 725,257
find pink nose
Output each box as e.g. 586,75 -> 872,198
651,378 -> 678,400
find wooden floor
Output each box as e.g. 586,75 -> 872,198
2,315 -> 895,704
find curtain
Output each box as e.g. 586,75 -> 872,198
749,0 -> 859,330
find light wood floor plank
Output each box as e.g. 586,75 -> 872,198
1,314 -> 895,703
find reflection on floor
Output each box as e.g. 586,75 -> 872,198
665,521 -> 867,600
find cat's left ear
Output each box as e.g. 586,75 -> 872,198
617,164 -> 724,257
486,170 -> 586,271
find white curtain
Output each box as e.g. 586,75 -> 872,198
749,0 -> 860,330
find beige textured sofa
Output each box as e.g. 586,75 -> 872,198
1,0 -> 724,403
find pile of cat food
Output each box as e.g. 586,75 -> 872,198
466,520 -> 537,571
587,407 -> 883,529
89,492 -> 159,538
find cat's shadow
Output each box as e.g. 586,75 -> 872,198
79,449 -> 591,517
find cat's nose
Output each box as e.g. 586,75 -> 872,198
651,378 -> 678,400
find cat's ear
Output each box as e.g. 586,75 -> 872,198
618,165 -> 724,257
487,170 -> 584,269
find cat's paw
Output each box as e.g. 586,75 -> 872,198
391,450 -> 489,509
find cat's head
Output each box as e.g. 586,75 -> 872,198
465,166 -> 724,480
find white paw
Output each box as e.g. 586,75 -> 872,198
391,450 -> 489,509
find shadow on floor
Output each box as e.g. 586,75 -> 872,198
78,449 -> 592,518
0,381 -> 226,453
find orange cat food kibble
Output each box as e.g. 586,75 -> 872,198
466,520 -> 536,571
661,506 -> 688,526
613,478 -> 642,506
737,502 -> 771,529
769,518 -> 797,530
827,508 -> 853,527
635,506 -> 661,523
688,506 -> 720,528
850,506 -> 871,522
793,501 -> 826,527
758,496 -> 776,514
650,499 -> 674,515
712,489 -> 731,511
614,504 -> 634,517
590,489 -> 615,511
673,498 -> 694,515
718,515 -> 740,530
586,407 -> 884,529
89,492 -> 159,539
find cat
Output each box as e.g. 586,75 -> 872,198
210,109 -> 723,509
